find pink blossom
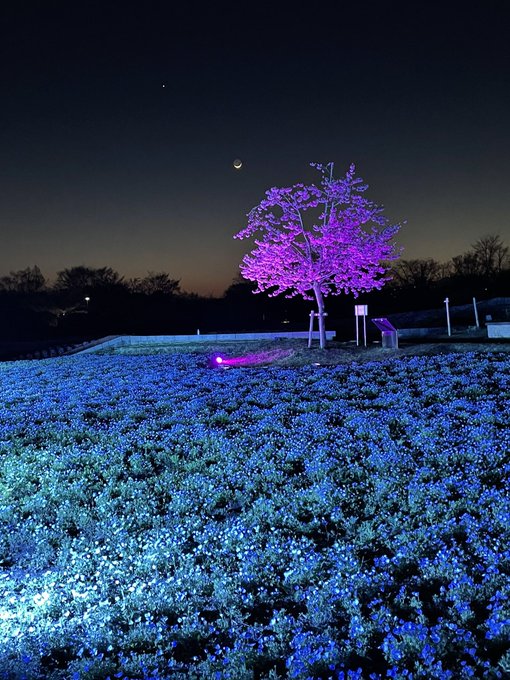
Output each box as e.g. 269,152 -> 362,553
234,162 -> 403,348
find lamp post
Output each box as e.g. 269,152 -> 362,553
84,296 -> 90,311
473,297 -> 480,329
444,297 -> 451,336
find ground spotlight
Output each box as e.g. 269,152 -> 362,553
210,354 -> 228,368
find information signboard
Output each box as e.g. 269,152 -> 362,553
372,318 -> 399,349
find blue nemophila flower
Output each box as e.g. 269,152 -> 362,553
0,351 -> 508,677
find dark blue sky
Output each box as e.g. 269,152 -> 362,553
1,1 -> 509,295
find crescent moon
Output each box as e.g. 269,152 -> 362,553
233,159 -> 243,169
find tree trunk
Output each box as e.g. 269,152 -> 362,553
313,283 -> 327,349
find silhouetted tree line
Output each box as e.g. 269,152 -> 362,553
0,234 -> 508,342
385,234 -> 509,312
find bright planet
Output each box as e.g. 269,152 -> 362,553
233,159 -> 242,169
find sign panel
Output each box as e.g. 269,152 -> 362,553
371,318 -> 397,333
354,305 -> 368,317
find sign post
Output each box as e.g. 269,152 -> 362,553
354,305 -> 368,347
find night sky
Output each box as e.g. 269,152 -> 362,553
1,1 -> 509,296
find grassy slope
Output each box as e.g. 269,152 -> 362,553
100,338 -> 510,367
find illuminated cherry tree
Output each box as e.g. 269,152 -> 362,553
234,162 -> 403,348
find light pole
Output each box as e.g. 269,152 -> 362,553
444,297 -> 451,336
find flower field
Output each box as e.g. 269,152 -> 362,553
0,350 -> 509,679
